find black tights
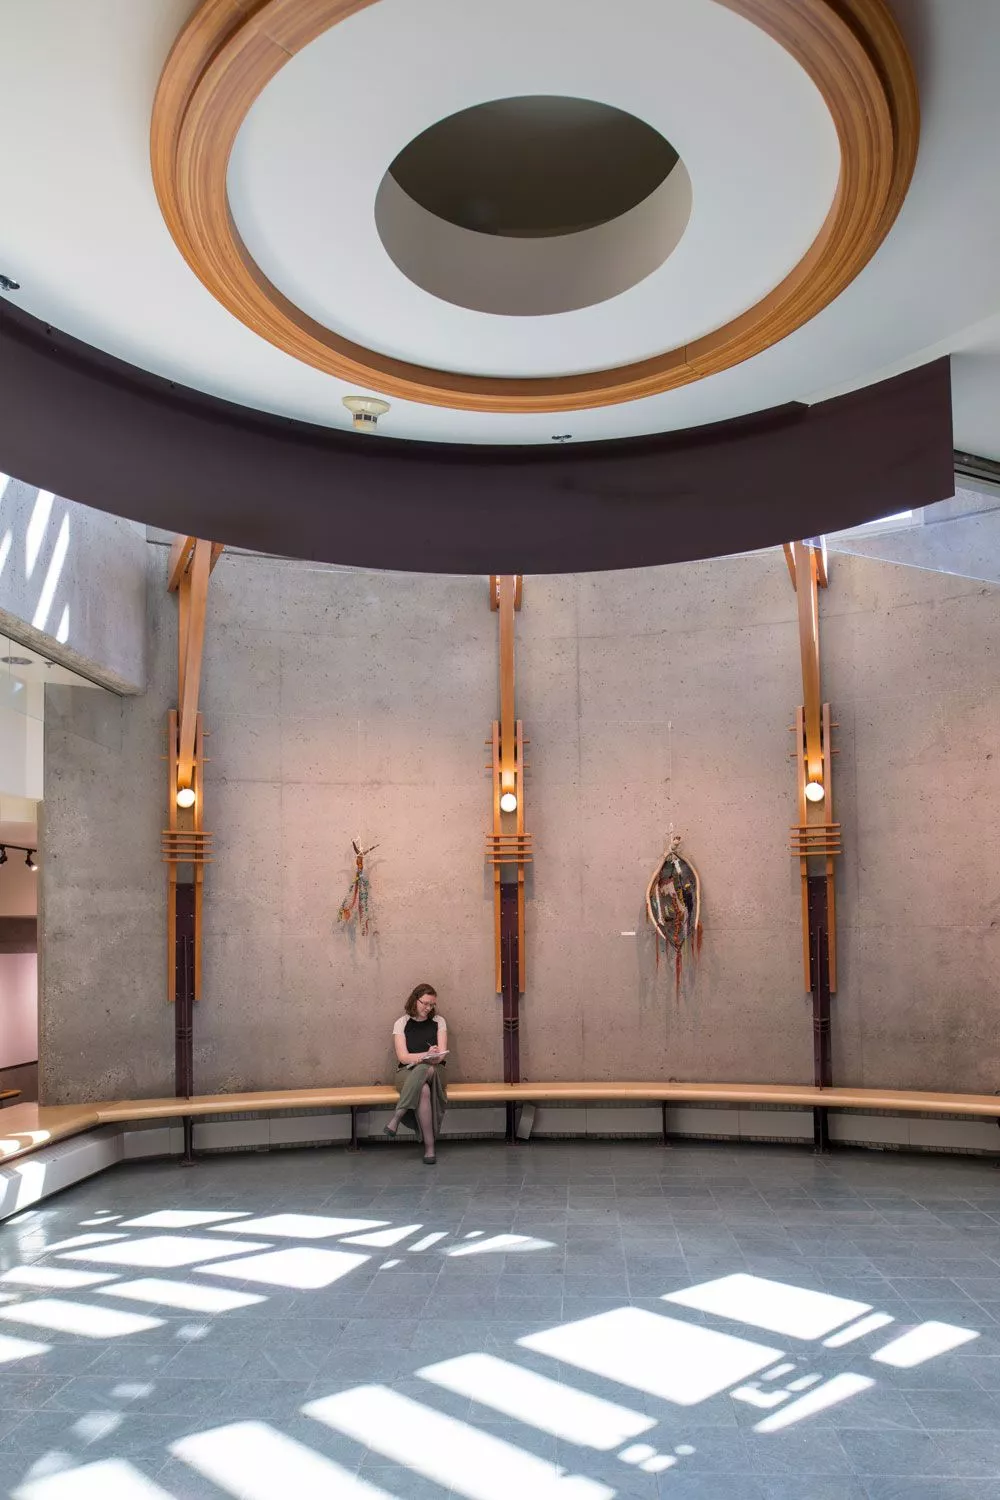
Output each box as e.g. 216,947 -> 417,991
418,1082 -> 435,1158
388,1080 -> 435,1158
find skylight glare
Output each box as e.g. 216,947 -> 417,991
212,1213 -> 386,1238
121,1210 -> 251,1229
448,1233 -> 554,1257
521,1307 -> 782,1406
873,1320 -> 979,1368
305,1385 -> 614,1500
13,1457 -> 177,1500
63,1235 -> 272,1268
96,1278 -> 265,1313
172,1421 -> 399,1499
0,1331 -> 51,1363
663,1273 -> 870,1339
35,1233 -> 126,1254
341,1224 -> 423,1247
0,1299 -> 162,1339
1,1267 -> 118,1290
823,1312 -> 895,1347
418,1351 -> 655,1449
199,1246 -> 369,1289
753,1372 -> 874,1432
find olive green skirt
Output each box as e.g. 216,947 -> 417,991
394,1062 -> 447,1141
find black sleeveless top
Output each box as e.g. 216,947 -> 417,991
403,1017 -> 440,1054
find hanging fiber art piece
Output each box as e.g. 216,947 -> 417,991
646,832 -> 702,996
338,839 -> 378,936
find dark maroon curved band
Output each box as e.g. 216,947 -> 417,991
0,304 -> 953,574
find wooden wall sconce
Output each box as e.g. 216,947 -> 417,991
785,539 -> 840,1110
163,537 -> 221,1132
486,575 -> 530,1089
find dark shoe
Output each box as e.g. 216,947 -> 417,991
422,1154 -> 436,1166
383,1122 -> 399,1138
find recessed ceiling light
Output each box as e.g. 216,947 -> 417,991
0,274 -> 20,293
0,656 -> 33,666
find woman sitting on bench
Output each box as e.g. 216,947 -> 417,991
384,983 -> 448,1164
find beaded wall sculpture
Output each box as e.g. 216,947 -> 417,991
646,833 -> 702,996
338,839 -> 378,936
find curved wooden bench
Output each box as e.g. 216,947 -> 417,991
3,1081 -> 1000,1164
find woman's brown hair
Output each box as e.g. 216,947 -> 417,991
404,983 -> 437,1019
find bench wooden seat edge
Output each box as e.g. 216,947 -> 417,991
3,1082 -> 999,1164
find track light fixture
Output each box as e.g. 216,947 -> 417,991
0,842 -> 39,870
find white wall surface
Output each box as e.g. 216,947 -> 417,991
0,953 -> 38,1066
0,708 -> 43,803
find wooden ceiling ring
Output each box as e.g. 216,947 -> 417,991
152,0 -> 918,414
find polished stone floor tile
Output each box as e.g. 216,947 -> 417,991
4,1141 -> 1000,1496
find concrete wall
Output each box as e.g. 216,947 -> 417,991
0,474 -> 146,692
41,546 -> 499,1100
39,535 -> 1000,1101
832,486 -> 1000,586
823,546 -> 1000,1092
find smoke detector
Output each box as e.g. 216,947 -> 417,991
342,395 -> 390,432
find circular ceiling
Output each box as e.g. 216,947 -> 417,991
229,1 -> 834,388
388,95 -> 680,240
376,96 -> 689,317
152,0 -> 916,412
13,0 -> 1000,460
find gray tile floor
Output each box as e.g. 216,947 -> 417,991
2,1139 -> 1000,1497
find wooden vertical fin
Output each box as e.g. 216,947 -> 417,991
177,539 -> 211,788
516,718 -> 526,995
497,575 -> 517,802
486,576 -> 529,1004
491,721 -> 502,995
193,713 -> 205,1001
167,535 -> 196,593
787,541 -> 840,998
165,540 -> 221,1019
795,705 -> 810,991
783,542 -> 797,591
167,709 -> 179,1004
792,540 -> 823,783
822,701 -> 838,994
